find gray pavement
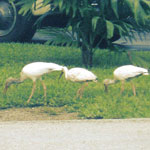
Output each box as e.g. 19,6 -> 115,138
0,119 -> 150,150
113,32 -> 150,51
33,31 -> 150,51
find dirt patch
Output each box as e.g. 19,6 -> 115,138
0,106 -> 79,121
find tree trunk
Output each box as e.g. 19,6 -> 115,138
81,44 -> 93,68
89,50 -> 93,68
81,44 -> 89,68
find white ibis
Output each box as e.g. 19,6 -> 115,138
4,62 -> 63,103
103,65 -> 149,96
60,66 -> 98,98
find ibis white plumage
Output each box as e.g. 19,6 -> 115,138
103,65 -> 149,96
60,66 -> 98,98
4,62 -> 63,103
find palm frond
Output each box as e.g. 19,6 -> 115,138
39,27 -> 78,47
17,0 -> 34,16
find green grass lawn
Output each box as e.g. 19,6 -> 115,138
1,42 -> 150,119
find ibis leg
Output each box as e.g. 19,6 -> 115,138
120,80 -> 125,94
27,81 -> 36,103
40,78 -> 47,99
76,83 -> 88,99
76,88 -> 81,98
131,81 -> 136,96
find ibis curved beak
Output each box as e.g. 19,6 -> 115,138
4,86 -> 8,94
58,71 -> 64,80
104,84 -> 108,93
4,77 -> 14,94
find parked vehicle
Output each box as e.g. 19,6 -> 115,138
0,0 -> 120,43
0,0 -> 33,42
0,0 -> 68,42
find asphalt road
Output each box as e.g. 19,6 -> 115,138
0,119 -> 150,150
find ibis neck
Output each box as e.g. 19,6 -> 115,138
63,67 -> 69,79
108,79 -> 116,85
104,79 -> 117,93
7,78 -> 23,87
4,78 -> 23,94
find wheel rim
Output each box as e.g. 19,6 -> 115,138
0,1 -> 17,36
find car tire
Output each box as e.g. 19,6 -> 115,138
0,0 -> 36,42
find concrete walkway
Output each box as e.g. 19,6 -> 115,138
0,119 -> 150,150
